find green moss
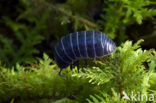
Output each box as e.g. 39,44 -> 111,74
0,40 -> 155,103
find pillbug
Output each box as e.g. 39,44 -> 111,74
54,30 -> 116,77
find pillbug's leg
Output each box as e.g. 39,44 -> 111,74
82,64 -> 84,71
103,58 -> 109,65
70,64 -> 72,70
84,59 -> 88,69
58,68 -> 67,78
108,55 -> 112,59
77,60 -> 80,73
93,58 -> 97,64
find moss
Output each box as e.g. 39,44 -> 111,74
0,40 -> 155,103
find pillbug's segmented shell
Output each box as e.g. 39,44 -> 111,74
54,31 -> 116,69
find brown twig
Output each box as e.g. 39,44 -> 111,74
118,77 -> 123,98
30,0 -> 101,30
110,62 -> 123,98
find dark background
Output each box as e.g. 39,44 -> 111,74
0,0 -> 155,67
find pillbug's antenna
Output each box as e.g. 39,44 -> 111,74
76,60 -> 80,73
84,59 -> 88,69
58,68 -> 68,78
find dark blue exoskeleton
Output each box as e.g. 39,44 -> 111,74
54,31 -> 116,77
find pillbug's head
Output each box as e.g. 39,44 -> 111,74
54,44 -> 69,69
102,35 -> 116,56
